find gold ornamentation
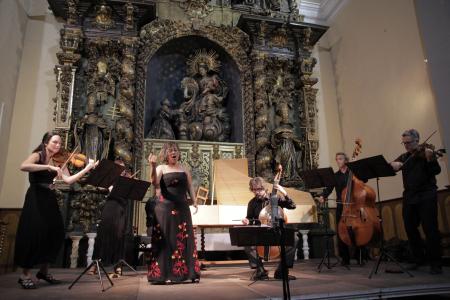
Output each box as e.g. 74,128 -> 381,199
94,1 -> 115,30
187,49 -> 221,76
173,0 -> 213,20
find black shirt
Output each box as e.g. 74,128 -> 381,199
246,194 -> 296,225
395,152 -> 441,203
323,169 -> 350,202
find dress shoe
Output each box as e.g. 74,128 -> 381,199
36,272 -> 61,284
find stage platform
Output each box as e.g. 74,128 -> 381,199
0,259 -> 449,299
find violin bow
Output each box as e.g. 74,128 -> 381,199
400,129 -> 438,167
130,169 -> 140,179
61,145 -> 80,171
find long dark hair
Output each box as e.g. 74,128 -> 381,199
32,131 -> 60,163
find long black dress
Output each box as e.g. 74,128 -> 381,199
147,172 -> 201,283
14,155 -> 65,269
92,194 -> 128,265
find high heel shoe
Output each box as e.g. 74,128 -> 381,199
36,272 -> 61,284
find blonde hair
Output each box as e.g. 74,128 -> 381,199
249,177 -> 265,191
159,142 -> 180,164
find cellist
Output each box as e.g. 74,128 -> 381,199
241,177 -> 297,280
390,129 -> 442,274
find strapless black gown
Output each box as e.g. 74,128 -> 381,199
14,166 -> 65,269
147,172 -> 201,283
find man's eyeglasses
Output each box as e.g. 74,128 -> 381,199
401,141 -> 415,145
251,188 -> 265,192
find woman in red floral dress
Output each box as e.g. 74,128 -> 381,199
146,142 -> 201,284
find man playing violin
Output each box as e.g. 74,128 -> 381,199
390,129 -> 442,274
241,177 -> 298,280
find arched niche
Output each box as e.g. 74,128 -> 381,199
144,36 -> 243,143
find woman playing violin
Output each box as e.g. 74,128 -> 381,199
15,131 -> 97,289
390,129 -> 442,274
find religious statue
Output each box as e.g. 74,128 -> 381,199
185,49 -> 231,142
95,1 -> 115,30
272,73 -> 292,126
124,1 -> 135,31
79,58 -> 116,161
177,77 -> 199,140
271,126 -> 304,186
148,99 -> 176,139
147,49 -> 231,142
86,59 -> 115,116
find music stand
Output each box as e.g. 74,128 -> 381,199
229,226 -> 295,300
69,161 -> 150,291
110,177 -> 150,274
85,159 -> 125,189
346,155 -> 413,278
300,168 -> 345,272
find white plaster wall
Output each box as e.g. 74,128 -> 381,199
0,0 -> 28,206
0,9 -> 62,208
316,0 -> 449,202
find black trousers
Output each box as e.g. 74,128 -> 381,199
402,194 -> 442,266
244,234 -> 299,273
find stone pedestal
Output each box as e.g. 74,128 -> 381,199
86,232 -> 97,266
299,229 -> 310,260
69,235 -> 83,268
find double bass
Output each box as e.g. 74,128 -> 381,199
337,139 -> 381,247
257,165 -> 288,260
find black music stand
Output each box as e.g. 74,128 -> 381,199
229,226 -> 295,300
346,155 -> 413,278
111,176 -> 150,274
85,159 -> 125,189
300,168 -> 345,272
69,161 -> 150,291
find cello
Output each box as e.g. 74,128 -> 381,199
337,139 -> 381,247
257,165 -> 288,261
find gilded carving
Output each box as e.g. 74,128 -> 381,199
172,0 -> 213,20
94,1 -> 115,30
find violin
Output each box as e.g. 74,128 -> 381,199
400,130 -> 446,169
52,146 -> 87,169
412,143 -> 446,159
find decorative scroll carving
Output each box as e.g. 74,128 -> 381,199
299,43 -> 319,169
67,188 -> 108,233
53,27 -> 83,131
66,0 -> 79,25
172,0 -> 213,20
114,37 -> 138,166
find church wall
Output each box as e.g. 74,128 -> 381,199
315,0 -> 449,204
0,10 -> 62,208
0,0 -> 29,207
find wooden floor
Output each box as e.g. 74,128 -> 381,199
1,259 -> 450,299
